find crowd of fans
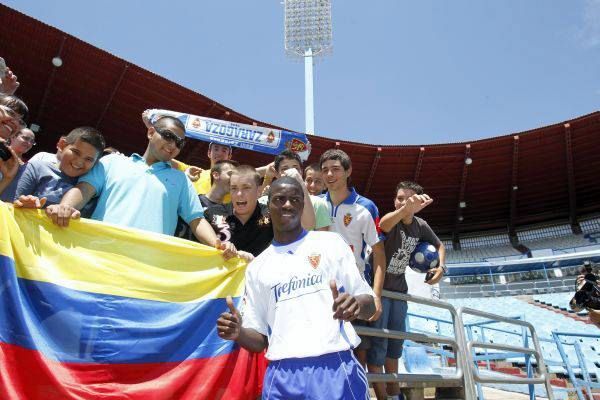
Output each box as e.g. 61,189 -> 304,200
0,58 -> 450,399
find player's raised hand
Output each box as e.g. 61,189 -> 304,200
405,194 -> 433,215
217,296 -> 242,341
330,280 -> 360,322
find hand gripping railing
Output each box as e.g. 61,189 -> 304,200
458,306 -> 555,400
354,290 -> 477,399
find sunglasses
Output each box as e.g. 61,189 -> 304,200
153,126 -> 185,149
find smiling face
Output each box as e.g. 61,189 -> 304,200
0,105 -> 24,140
208,143 -> 232,165
147,123 -> 185,162
268,181 -> 304,233
58,138 -> 100,178
321,159 -> 351,192
230,172 -> 261,219
10,128 -> 35,156
304,167 -> 325,196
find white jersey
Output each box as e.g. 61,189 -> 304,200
321,188 -> 382,277
241,230 -> 375,361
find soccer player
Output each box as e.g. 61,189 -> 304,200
217,176 -> 376,399
369,181 -> 446,400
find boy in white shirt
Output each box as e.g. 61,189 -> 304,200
217,177 -> 376,399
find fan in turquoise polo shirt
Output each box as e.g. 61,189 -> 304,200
45,116 -> 228,253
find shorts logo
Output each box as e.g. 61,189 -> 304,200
308,253 -> 321,269
343,213 -> 352,227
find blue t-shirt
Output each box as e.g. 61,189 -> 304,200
0,164 -> 26,203
14,160 -> 77,206
79,153 -> 204,236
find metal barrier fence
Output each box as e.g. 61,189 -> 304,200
356,290 -> 556,399
458,307 -> 555,400
552,331 -> 600,400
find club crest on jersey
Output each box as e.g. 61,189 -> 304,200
308,253 -> 321,269
343,212 -> 352,227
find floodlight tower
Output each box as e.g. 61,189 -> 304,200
284,0 -> 332,135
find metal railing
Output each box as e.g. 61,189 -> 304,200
552,331 -> 600,400
458,307 -> 555,400
355,291 -> 559,399
354,290 -> 477,399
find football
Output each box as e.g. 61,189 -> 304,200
409,242 -> 440,273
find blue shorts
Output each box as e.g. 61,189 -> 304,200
367,297 -> 408,366
262,350 -> 370,400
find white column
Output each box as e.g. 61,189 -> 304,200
304,48 -> 315,135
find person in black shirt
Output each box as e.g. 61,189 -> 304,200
204,165 -> 272,259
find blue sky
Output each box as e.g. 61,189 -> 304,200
4,1 -> 599,145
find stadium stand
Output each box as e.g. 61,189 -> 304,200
408,295 -> 599,399
445,245 -> 524,264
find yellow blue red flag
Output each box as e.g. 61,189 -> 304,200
0,202 -> 266,399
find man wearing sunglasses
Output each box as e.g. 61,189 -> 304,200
46,116 -> 235,258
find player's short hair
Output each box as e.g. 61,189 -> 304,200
231,164 -> 261,187
268,176 -> 304,203
319,149 -> 351,171
304,162 -> 321,176
64,127 -> 106,156
210,159 -> 239,185
396,181 -> 424,195
274,149 -> 302,172
154,116 -> 185,132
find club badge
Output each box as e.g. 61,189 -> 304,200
308,253 -> 321,269
343,212 -> 352,227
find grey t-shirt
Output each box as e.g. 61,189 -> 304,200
383,216 -> 441,293
14,160 -> 77,207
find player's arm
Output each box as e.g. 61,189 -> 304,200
45,182 -> 96,227
190,217 -> 218,247
369,241 -> 386,321
190,218 -> 238,260
217,296 -> 269,352
379,194 -> 433,233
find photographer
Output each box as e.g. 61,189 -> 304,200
574,261 -> 600,327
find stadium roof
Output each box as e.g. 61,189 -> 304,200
2,3 -> 599,238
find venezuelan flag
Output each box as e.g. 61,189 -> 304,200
0,202 -> 266,399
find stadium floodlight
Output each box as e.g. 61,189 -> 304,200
284,0 -> 332,135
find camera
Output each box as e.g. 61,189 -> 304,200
0,141 -> 12,161
570,261 -> 600,312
